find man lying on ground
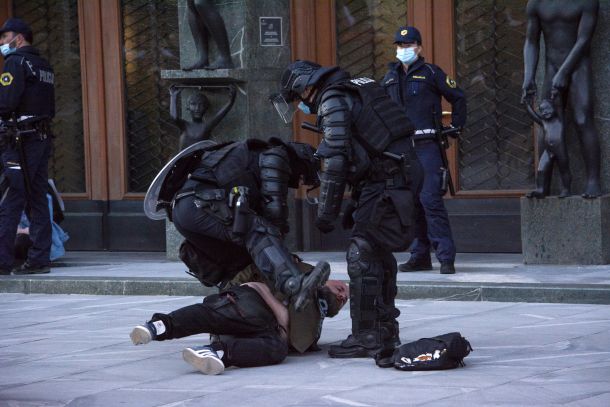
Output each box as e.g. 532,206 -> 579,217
130,261 -> 348,375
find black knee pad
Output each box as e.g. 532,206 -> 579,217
346,237 -> 374,280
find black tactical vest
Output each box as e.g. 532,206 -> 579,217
326,77 -> 414,156
188,139 -> 268,206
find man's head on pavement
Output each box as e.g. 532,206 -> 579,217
319,280 -> 349,318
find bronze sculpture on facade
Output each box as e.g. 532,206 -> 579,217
525,97 -> 571,198
184,0 -> 234,70
169,84 -> 237,150
522,0 -> 601,198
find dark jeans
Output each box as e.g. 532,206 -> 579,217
0,136 -> 52,269
411,140 -> 456,262
151,285 -> 288,368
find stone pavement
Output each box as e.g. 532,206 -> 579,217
1,293 -> 609,406
1,251 -> 610,304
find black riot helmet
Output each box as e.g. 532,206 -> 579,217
268,137 -> 320,188
279,60 -> 340,103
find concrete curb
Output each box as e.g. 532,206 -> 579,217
2,277 -> 610,304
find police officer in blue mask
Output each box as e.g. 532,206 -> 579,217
382,26 -> 466,275
0,18 -> 55,275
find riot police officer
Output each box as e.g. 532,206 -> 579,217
0,18 -> 55,275
382,26 -> 466,275
166,137 -> 329,312
274,60 -> 422,358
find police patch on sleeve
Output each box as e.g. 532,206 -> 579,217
0,72 -> 13,86
446,76 -> 457,88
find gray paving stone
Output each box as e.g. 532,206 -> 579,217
1,293 -> 609,406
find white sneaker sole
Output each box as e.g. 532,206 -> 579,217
130,326 -> 152,345
182,348 -> 225,375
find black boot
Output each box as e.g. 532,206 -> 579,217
398,256 -> 432,272
292,261 -> 331,311
383,320 -> 401,349
330,237 -> 384,358
246,219 -> 329,311
381,254 -> 401,349
440,261 -> 456,274
328,330 -> 383,358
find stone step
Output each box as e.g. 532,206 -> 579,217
2,276 -> 609,305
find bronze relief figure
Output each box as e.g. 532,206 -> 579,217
522,0 -> 601,198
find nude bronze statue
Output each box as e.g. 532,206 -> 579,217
184,0 -> 234,70
522,0 -> 601,198
525,97 -> 571,198
169,84 -> 237,150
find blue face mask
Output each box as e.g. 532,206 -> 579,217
396,47 -> 418,65
298,101 -> 312,115
0,36 -> 17,57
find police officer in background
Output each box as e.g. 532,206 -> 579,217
0,18 -> 54,275
274,60 -> 422,358
382,26 -> 466,275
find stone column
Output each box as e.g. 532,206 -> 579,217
161,0 -> 292,259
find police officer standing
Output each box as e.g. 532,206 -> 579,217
274,60 -> 422,358
0,18 -> 55,275
382,26 -> 466,275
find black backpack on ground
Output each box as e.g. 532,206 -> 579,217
376,332 -> 472,371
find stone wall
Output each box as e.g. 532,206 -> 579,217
165,0 -> 294,259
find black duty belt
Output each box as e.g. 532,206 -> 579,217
173,186 -> 225,203
412,138 -> 436,145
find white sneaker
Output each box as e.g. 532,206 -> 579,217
183,345 -> 225,375
130,325 -> 153,345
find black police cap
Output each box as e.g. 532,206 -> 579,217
0,18 -> 33,41
393,26 -> 422,45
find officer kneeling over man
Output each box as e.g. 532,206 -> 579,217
159,137 -> 329,312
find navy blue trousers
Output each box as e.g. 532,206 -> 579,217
411,140 -> 456,262
0,136 -> 52,269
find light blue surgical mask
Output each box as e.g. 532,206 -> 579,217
298,101 -> 312,115
396,47 -> 418,65
0,36 -> 17,57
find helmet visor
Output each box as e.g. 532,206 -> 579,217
270,93 -> 297,124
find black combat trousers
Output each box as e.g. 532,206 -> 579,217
351,182 -> 415,328
151,285 -> 288,368
172,193 -> 303,295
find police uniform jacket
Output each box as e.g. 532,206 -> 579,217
0,46 -> 55,120
382,58 -> 465,141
